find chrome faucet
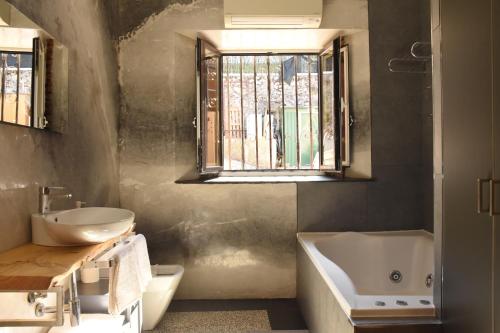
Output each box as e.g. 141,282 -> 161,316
39,186 -> 72,214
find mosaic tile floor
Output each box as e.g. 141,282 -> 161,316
151,310 -> 271,333
147,299 -> 308,333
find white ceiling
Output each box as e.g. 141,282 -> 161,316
197,29 -> 344,53
0,27 -> 38,51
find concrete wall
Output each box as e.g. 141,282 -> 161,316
298,0 -> 433,233
0,0 -> 432,306
110,0 -> 431,299
0,0 -> 120,252
420,1 -> 434,233
114,0 -> 368,299
116,0 -> 298,300
343,30 -> 372,179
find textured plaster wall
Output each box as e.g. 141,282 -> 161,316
117,1 -> 299,299
115,0 -> 369,300
0,0 -> 120,252
111,0 -> 431,298
420,1 -> 434,232
298,0 -> 433,232
343,30 -> 372,179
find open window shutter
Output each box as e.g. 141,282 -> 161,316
32,37 -> 46,129
30,38 -> 38,127
319,37 -> 342,172
197,38 -> 223,173
340,45 -> 351,167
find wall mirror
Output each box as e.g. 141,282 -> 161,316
0,0 -> 68,133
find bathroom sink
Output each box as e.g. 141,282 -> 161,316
32,207 -> 135,246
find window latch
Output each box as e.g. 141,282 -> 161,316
192,116 -> 197,129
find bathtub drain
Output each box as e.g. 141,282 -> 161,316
389,270 -> 403,283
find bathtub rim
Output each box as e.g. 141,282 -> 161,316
297,230 -> 436,320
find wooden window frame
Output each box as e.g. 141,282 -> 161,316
197,37 -> 350,176
197,38 -> 224,173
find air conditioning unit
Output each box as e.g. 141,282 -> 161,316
224,0 -> 323,29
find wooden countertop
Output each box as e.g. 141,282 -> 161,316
0,236 -> 125,291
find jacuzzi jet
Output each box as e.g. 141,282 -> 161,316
389,270 -> 403,283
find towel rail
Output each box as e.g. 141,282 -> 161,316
388,40 -> 431,74
0,285 -> 64,327
81,234 -> 135,270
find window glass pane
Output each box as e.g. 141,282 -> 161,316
269,55 -> 284,169
204,56 -> 221,168
298,55 -> 310,169
223,57 -> 231,169
310,56 -> 320,169
321,50 -> 335,168
298,55 -> 320,169
18,53 -> 32,126
282,55 -> 297,169
295,55 -> 309,169
2,53 -> 19,124
221,54 -> 320,171
0,54 -> 3,122
242,55 -> 257,169
223,56 -> 242,170
255,56 -> 270,169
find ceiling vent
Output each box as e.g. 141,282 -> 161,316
224,0 -> 323,29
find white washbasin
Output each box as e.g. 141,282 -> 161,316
32,207 -> 135,246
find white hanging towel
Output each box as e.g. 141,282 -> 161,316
106,234 -> 152,315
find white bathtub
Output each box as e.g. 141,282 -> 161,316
298,231 -> 435,319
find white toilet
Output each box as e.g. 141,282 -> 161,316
142,264 -> 184,331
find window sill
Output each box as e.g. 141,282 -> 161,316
0,120 -> 49,132
176,175 -> 374,184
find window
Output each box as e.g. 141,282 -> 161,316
197,37 -> 350,175
221,54 -> 319,170
0,23 -> 69,132
0,51 -> 33,126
